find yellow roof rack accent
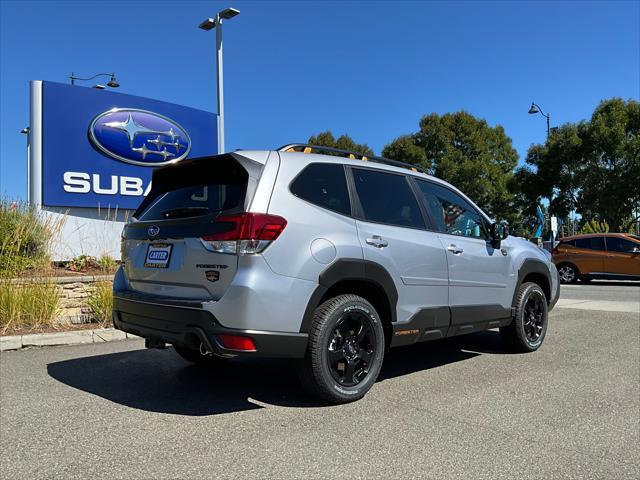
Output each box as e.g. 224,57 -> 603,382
277,144 -> 428,174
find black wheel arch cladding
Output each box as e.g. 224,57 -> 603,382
299,259 -> 398,333
513,259 -> 552,306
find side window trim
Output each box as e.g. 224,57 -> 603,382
346,166 -> 429,231
407,176 -> 437,231
413,177 -> 491,240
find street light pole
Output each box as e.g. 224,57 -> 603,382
528,101 -> 550,138
199,7 -> 240,155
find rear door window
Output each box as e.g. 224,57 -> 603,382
351,168 -> 424,229
290,163 -> 351,216
574,237 -> 605,250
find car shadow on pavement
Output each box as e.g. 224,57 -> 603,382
47,331 -> 501,416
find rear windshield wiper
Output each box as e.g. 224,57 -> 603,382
161,207 -> 210,219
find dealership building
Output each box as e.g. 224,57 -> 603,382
27,80 -> 218,260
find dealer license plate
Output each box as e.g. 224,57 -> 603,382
144,243 -> 173,268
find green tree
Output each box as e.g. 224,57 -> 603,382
382,111 -> 520,225
518,98 -> 640,232
307,131 -> 374,157
580,219 -> 609,234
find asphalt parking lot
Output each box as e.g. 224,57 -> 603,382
1,282 -> 639,479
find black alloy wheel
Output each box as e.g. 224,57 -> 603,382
297,294 -> 385,404
326,311 -> 376,387
523,290 -> 545,343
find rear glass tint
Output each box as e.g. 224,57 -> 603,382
136,157 -> 249,221
138,183 -> 247,221
290,163 -> 351,216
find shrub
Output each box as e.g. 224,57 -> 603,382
0,200 -> 57,277
86,281 -> 113,326
97,254 -> 118,273
67,254 -> 99,272
0,279 -> 60,333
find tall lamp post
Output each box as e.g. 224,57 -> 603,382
199,7 -> 240,155
528,101 -> 550,138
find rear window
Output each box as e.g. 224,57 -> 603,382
574,237 -> 605,250
138,183 -> 246,221
290,163 -> 351,216
136,157 -> 250,221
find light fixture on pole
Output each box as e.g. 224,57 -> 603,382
528,101 -> 551,138
199,7 -> 240,154
69,72 -> 120,88
21,127 -> 30,202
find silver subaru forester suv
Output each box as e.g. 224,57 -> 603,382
113,144 -> 560,403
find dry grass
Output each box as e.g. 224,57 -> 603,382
85,281 -> 113,327
0,279 -> 60,334
0,200 -> 65,332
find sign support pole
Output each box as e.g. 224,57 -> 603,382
216,14 -> 224,154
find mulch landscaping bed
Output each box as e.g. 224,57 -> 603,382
1,322 -> 104,337
15,264 -> 116,279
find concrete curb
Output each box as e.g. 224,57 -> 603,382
0,328 -> 140,352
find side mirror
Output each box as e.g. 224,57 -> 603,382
489,222 -> 509,247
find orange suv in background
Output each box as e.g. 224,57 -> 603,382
552,233 -> 640,283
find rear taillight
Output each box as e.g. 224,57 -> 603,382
216,334 -> 256,351
200,212 -> 287,255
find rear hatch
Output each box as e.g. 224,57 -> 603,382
121,154 -> 263,300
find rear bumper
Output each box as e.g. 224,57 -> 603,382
113,292 -> 308,358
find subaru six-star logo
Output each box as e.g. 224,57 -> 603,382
148,225 -> 160,236
89,108 -> 191,166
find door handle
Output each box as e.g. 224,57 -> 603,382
366,235 -> 388,248
447,244 -> 464,254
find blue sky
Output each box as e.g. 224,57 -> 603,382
1,0 -> 638,200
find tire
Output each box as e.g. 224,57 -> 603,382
173,345 -> 229,367
557,263 -> 578,284
297,294 -> 386,404
500,282 -> 548,353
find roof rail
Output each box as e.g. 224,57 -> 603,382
277,143 -> 427,174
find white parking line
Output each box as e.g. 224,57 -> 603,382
555,298 -> 639,313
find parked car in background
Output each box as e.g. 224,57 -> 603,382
553,233 -> 640,283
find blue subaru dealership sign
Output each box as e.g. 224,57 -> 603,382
39,81 -> 217,209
